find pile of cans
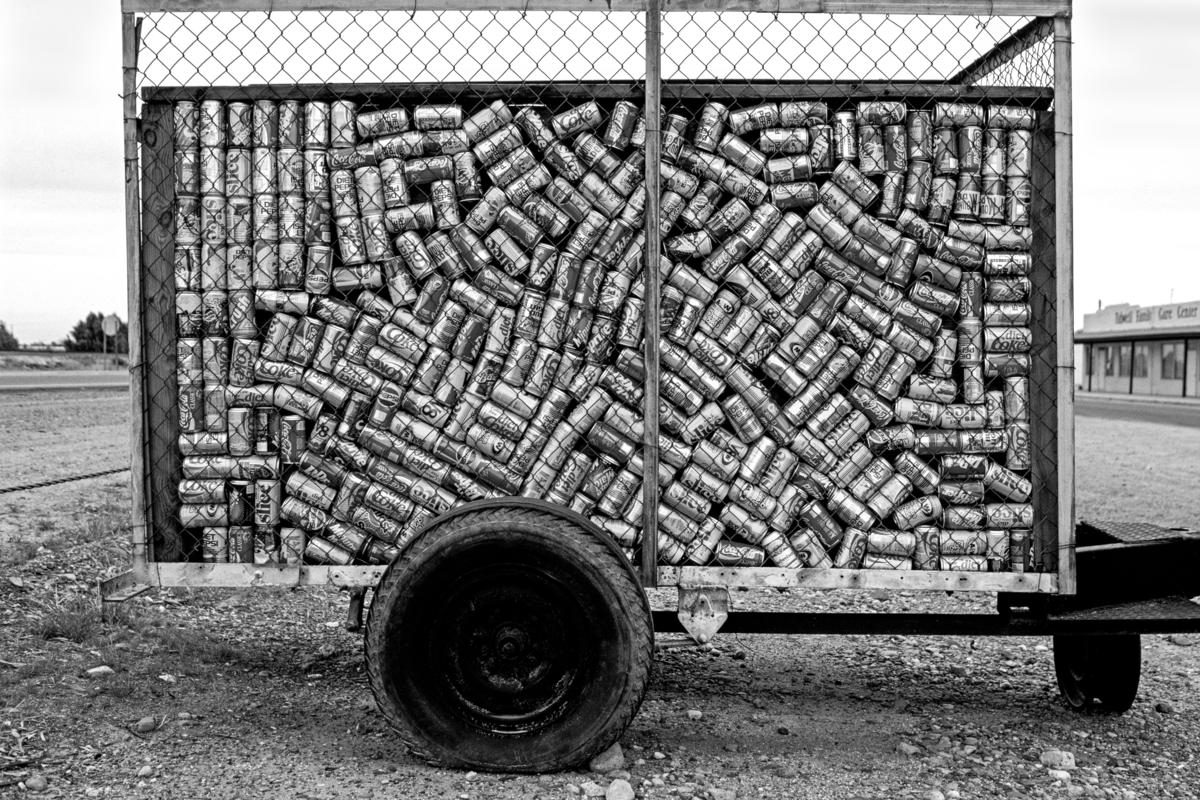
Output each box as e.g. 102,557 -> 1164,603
168,94 -> 1039,572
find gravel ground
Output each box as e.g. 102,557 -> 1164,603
0,393 -> 1197,799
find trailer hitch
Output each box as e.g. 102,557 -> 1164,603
677,586 -> 730,644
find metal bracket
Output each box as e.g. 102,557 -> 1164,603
345,588 -> 367,632
98,570 -> 152,622
676,586 -> 729,644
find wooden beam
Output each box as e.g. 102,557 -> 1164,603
657,567 -> 1059,593
1029,113 -> 1058,582
123,0 -> 1071,17
139,102 -> 184,562
143,82 -> 1055,107
1053,15 -> 1075,594
640,0 -> 661,588
123,13 -> 151,579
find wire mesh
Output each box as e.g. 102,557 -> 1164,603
649,11 -> 1056,572
129,5 -> 1060,580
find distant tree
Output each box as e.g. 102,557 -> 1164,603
66,312 -> 129,354
0,321 -> 18,351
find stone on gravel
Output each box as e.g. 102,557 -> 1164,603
897,742 -> 921,756
580,779 -> 605,797
24,775 -> 47,792
137,765 -> 153,778
134,716 -> 157,733
652,751 -> 666,760
710,789 -> 736,800
85,665 -> 114,677
1039,750 -> 1075,769
925,791 -> 945,800
1155,701 -> 1176,714
1048,769 -> 1071,782
605,778 -> 634,800
687,709 -> 703,720
590,742 -> 625,773
1167,634 -> 1198,647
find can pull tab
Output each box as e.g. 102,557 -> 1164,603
677,586 -> 730,645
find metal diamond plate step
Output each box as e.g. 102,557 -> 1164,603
1077,520 -> 1200,547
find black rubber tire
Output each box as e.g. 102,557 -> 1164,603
1053,634 -> 1141,713
365,505 -> 653,773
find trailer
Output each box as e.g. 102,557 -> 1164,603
104,0 -> 1200,773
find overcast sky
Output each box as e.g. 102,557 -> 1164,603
1,0 -> 1198,344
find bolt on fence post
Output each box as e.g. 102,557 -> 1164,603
640,0 -> 662,587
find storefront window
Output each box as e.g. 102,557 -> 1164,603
1103,346 -> 1114,376
1134,343 -> 1149,378
1161,341 -> 1184,380
1118,343 -> 1131,377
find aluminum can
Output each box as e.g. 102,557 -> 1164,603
301,101 -> 330,148
551,100 -> 603,138
728,103 -> 779,135
603,100 -> 640,149
1006,129 -> 1032,178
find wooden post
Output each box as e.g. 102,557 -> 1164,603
139,101 -> 184,562
640,0 -> 662,588
123,13 -> 151,579
1053,15 -> 1076,594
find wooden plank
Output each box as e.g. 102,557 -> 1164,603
143,82 -> 1055,108
139,102 -> 184,562
123,13 -> 151,578
124,0 -> 1072,17
1029,111 -> 1057,579
149,562 -> 386,587
1053,15 -> 1076,594
657,567 -> 1059,593
640,0 -> 661,587
950,15 -> 1054,85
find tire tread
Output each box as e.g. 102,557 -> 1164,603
364,506 -> 653,772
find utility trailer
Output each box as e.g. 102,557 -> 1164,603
105,0 -> 1200,772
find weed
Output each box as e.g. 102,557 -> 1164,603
2,539 -> 40,565
31,600 -> 99,643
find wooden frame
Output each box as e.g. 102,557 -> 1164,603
121,3 -> 1074,596
123,1 -> 1071,17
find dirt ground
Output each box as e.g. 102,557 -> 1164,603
1,393 -> 1198,799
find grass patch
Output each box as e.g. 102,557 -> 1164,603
1,539 -> 40,565
30,600 -> 100,644
142,625 -> 243,664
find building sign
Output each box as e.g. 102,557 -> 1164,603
1083,301 -> 1200,335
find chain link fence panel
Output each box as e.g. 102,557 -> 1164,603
126,3 -> 1065,587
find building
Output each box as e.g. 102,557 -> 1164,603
1074,301 -> 1200,398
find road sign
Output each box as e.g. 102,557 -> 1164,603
102,314 -> 121,337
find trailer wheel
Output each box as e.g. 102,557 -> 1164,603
1053,634 -> 1141,713
365,504 -> 653,772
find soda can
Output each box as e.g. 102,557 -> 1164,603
327,99 -> 356,147
1006,176 -> 1032,226
1006,129 -> 1032,178
551,100 -> 603,138
276,100 -> 301,148
174,100 -> 200,149
196,99 -> 224,147
728,102 -> 779,135
199,526 -> 229,562
300,101 -> 330,148
1006,421 -> 1033,471
829,111 -> 856,162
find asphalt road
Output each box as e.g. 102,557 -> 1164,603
0,370 -> 129,392
1075,394 -> 1200,429
1,372 -> 1197,428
